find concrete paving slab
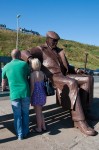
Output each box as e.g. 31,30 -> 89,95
0,78 -> 99,150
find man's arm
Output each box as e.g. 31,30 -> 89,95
1,79 -> 7,91
1,67 -> 8,91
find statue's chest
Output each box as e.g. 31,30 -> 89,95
43,48 -> 60,67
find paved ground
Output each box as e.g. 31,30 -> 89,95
0,77 -> 99,150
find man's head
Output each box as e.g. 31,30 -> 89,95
11,49 -> 21,59
46,31 -> 60,49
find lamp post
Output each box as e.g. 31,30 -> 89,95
16,14 -> 21,49
84,52 -> 88,72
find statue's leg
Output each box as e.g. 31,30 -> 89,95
56,88 -> 61,105
79,75 -> 94,114
53,74 -> 96,136
67,74 -> 98,120
71,93 -> 96,136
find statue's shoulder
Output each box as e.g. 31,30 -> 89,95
37,44 -> 47,51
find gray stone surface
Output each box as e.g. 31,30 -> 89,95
0,77 -> 99,150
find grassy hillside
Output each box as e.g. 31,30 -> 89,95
0,29 -> 99,69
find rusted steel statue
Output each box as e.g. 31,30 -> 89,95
21,31 -> 96,136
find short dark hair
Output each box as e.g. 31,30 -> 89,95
11,49 -> 21,59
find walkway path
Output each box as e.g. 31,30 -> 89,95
0,79 -> 99,150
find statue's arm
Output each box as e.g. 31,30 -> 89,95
59,48 -> 86,75
59,50 -> 76,74
21,47 -> 43,63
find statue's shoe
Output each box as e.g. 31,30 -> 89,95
74,120 -> 97,136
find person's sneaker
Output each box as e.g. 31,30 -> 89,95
18,136 -> 23,140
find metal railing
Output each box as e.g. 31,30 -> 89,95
0,56 -> 12,83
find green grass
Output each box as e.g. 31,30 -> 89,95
0,29 -> 99,69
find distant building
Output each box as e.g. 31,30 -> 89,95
19,28 -> 40,35
0,23 -> 40,36
0,24 -> 6,29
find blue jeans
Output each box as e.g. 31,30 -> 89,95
11,97 -> 30,138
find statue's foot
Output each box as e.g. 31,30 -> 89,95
74,120 -> 97,136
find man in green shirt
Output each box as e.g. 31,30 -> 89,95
2,49 -> 30,140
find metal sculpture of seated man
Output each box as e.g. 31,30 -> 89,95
21,31 -> 97,136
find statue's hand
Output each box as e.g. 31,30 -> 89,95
28,57 -> 32,63
76,68 -> 85,74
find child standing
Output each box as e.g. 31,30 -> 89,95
30,58 -> 46,133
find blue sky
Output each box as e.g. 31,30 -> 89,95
0,0 -> 99,46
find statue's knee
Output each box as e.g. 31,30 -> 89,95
71,80 -> 78,88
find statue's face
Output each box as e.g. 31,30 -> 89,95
47,37 -> 58,49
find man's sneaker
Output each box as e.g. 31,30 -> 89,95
18,136 -> 23,140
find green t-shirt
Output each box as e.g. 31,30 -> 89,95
2,59 -> 30,101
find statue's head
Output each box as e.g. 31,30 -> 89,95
46,31 -> 60,49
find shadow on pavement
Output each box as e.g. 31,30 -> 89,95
0,103 -> 72,143
0,97 -> 99,143
87,97 -> 99,127
0,92 -> 9,97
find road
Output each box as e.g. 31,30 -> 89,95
93,76 -> 99,82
